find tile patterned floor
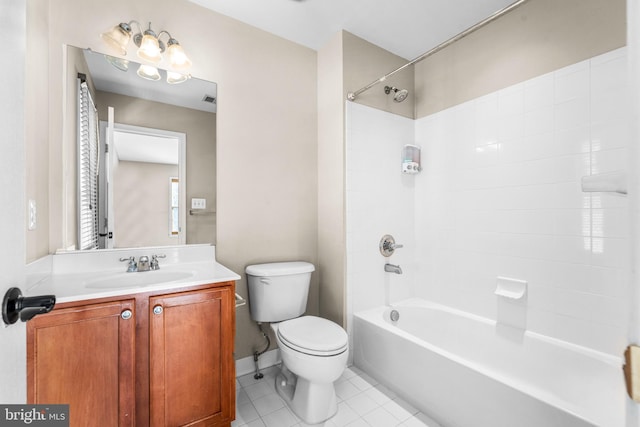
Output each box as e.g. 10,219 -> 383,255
232,365 -> 442,427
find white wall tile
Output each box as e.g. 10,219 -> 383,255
474,93 -> 499,146
555,97 -> 590,131
346,102 -> 415,316
554,59 -> 589,103
592,208 -> 628,238
498,84 -> 524,117
590,48 -> 627,95
347,48 -> 630,359
591,89 -> 629,124
591,121 -> 629,151
524,106 -> 554,136
524,72 -> 554,112
412,48 -> 629,356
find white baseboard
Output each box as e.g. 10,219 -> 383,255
235,349 -> 281,378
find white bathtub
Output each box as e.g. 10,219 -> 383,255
353,298 -> 626,427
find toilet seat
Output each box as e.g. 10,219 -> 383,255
277,316 -> 348,357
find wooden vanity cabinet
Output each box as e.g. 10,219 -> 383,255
27,281 -> 236,427
27,299 -> 136,427
149,285 -> 235,427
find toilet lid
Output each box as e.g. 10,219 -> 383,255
277,316 -> 348,356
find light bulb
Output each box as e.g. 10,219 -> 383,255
137,64 -> 161,81
137,31 -> 162,63
100,23 -> 131,55
167,40 -> 192,70
166,71 -> 190,84
104,55 -> 129,72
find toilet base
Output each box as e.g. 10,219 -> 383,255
275,366 -> 338,425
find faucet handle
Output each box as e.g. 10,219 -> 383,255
119,256 -> 137,272
150,254 -> 166,270
379,234 -> 403,257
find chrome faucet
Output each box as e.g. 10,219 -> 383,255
138,256 -> 150,272
384,263 -> 403,274
150,254 -> 166,270
120,256 -> 137,273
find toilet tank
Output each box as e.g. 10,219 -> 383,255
245,261 -> 315,323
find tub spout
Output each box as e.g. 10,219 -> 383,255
384,263 -> 402,274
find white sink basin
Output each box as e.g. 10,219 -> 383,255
84,270 -> 196,289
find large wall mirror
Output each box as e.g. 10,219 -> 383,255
66,45 -> 217,251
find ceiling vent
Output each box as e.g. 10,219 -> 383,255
202,94 -> 216,104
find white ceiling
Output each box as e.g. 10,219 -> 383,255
113,130 -> 179,165
82,48 -> 217,113
189,0 -> 516,60
86,1 -> 517,114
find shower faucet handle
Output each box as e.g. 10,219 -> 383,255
379,234 -> 403,257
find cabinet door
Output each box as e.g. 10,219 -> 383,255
149,286 -> 235,427
27,300 -> 136,427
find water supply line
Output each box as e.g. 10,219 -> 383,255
346,0 -> 530,101
253,322 -> 271,380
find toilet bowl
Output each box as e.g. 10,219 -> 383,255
272,316 -> 348,424
245,262 -> 349,425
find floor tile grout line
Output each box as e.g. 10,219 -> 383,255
232,366 -> 440,427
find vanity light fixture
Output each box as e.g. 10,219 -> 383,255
137,26 -> 163,63
104,55 -> 129,72
166,71 -> 191,84
104,54 -> 191,84
101,20 -> 192,74
137,64 -> 161,81
166,40 -> 192,70
100,22 -> 133,56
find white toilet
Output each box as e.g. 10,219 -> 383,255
246,261 -> 349,425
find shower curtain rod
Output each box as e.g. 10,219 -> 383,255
346,0 -> 530,101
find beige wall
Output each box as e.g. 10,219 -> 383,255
113,161 -> 179,248
25,0 -> 50,261
415,0 -> 626,117
317,31 -> 415,327
26,0 -> 318,359
317,32 -> 345,326
343,32 -> 415,120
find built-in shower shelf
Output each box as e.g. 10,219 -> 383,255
495,276 -> 527,300
581,171 -> 627,195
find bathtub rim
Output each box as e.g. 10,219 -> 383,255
354,297 -> 624,427
379,297 -> 622,367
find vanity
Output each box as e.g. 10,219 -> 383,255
25,245 -> 240,427
24,23 -> 228,424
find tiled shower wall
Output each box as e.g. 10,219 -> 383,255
346,47 -> 630,357
345,103 -> 415,333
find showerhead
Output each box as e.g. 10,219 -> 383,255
394,89 -> 409,103
384,86 -> 409,103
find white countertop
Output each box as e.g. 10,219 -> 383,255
26,245 -> 241,304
